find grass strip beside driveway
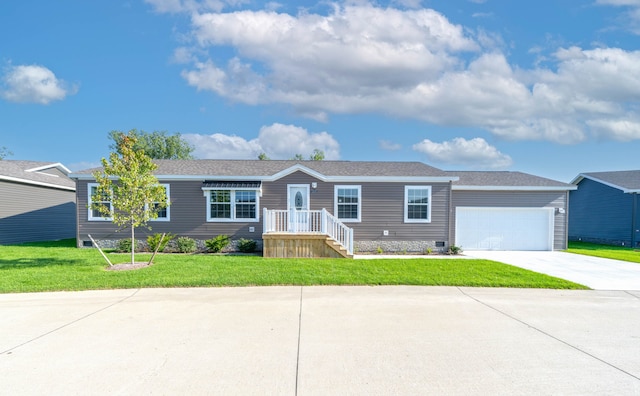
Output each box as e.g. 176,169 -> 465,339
0,240 -> 587,293
567,242 -> 640,264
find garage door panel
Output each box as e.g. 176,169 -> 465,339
456,207 -> 553,251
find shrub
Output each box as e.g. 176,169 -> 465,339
376,246 -> 384,254
147,233 -> 174,253
205,235 -> 230,253
448,245 -> 463,255
176,236 -> 197,253
237,238 -> 257,253
116,238 -> 138,253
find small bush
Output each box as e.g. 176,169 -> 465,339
237,238 -> 257,253
205,235 -> 230,253
176,236 -> 197,253
116,238 -> 139,253
448,245 -> 463,255
147,233 -> 174,253
376,246 -> 384,254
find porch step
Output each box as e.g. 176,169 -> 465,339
326,237 -> 353,259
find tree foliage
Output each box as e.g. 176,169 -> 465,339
309,149 -> 325,161
0,146 -> 13,160
108,129 -> 195,160
258,152 -> 270,160
92,132 -> 168,264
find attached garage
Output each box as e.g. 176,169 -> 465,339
455,207 -> 554,251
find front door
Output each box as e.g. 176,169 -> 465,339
288,184 -> 310,232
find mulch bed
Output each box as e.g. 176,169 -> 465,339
106,262 -> 152,271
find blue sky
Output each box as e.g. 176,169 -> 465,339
1,0 -> 639,182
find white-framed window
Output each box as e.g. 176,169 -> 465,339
88,183 -> 112,221
334,185 -> 361,222
404,186 -> 431,223
206,189 -> 259,222
150,184 -> 170,222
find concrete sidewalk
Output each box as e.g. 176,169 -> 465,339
1,286 -> 640,395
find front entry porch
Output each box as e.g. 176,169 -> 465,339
262,208 -> 354,258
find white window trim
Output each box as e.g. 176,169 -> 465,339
404,185 -> 432,223
150,184 -> 170,222
88,183 -> 112,221
205,189 -> 260,222
334,185 -> 361,223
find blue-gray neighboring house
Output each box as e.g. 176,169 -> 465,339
0,160 -> 76,244
570,171 -> 640,247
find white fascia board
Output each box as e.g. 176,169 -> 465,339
571,174 -> 638,193
26,162 -> 71,175
0,175 -> 76,191
453,185 -> 577,191
71,171 -> 459,184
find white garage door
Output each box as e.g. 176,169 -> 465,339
455,207 -> 554,251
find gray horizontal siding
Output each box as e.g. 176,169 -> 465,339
569,178 -> 634,246
76,172 -> 451,246
263,172 -> 450,243
451,190 -> 568,250
0,180 -> 76,244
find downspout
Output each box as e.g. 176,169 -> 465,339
632,193 -> 638,248
448,180 -> 453,247
564,190 -> 570,250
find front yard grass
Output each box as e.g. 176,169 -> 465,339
0,239 -> 587,293
567,241 -> 640,263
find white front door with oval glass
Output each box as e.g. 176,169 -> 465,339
288,184 -> 310,232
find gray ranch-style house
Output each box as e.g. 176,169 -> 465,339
70,160 -> 575,257
0,160 -> 76,244
570,170 -> 640,247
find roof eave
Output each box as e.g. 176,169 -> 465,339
453,185 -> 577,191
0,175 -> 76,191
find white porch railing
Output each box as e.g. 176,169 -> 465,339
263,208 -> 353,255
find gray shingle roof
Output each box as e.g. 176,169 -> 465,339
446,171 -> 574,189
73,159 -> 450,178
574,170 -> 640,192
0,160 -> 75,190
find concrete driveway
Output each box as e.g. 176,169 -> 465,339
1,286 -> 640,395
465,251 -> 640,290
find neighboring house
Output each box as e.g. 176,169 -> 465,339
569,171 -> 640,247
69,160 -> 575,256
0,160 -> 76,244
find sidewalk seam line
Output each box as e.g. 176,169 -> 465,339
295,286 -> 303,396
1,288 -> 141,355
457,287 -> 640,382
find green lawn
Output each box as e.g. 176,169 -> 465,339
0,239 -> 587,293
567,241 -> 640,263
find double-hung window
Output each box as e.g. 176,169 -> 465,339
88,183 -> 112,221
207,189 -> 259,222
404,186 -> 431,223
150,184 -> 170,221
335,185 -> 361,222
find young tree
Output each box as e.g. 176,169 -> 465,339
257,152 -> 270,160
108,129 -> 195,159
92,132 -> 168,264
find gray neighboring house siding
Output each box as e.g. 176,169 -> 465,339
0,161 -> 76,244
570,172 -> 640,247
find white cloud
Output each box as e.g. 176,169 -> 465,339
1,64 -> 76,104
412,137 -> 513,169
152,2 -> 640,144
183,123 -> 340,159
379,140 -> 402,151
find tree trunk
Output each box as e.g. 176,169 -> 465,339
131,224 -> 135,264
